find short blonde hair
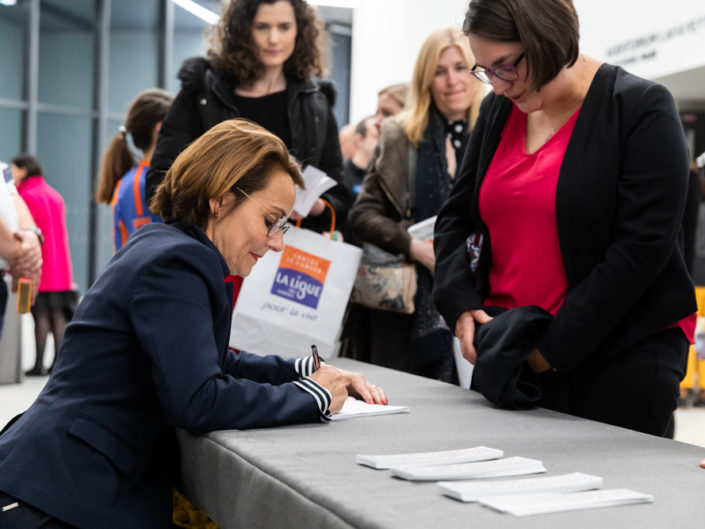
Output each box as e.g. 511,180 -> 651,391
150,119 -> 304,229
403,27 -> 485,146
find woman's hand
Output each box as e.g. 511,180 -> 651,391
455,309 -> 493,364
337,368 -> 387,405
309,365 -> 348,414
527,347 -> 552,373
410,239 -> 435,271
289,199 -> 325,221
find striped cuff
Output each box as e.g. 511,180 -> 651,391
294,354 -> 323,377
293,378 -> 332,422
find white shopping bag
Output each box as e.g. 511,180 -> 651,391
230,226 -> 362,359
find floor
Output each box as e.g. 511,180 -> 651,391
1,317 -> 704,448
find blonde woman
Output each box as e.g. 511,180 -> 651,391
351,27 -> 485,381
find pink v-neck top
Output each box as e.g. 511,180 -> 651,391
479,104 -> 578,314
479,104 -> 696,341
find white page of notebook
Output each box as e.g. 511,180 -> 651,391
480,488 -> 654,516
390,456 -> 546,481
356,446 -> 503,470
331,397 -> 409,421
438,472 -> 603,502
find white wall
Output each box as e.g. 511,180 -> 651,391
349,0 -> 705,123
575,0 -> 705,79
349,0 -> 467,124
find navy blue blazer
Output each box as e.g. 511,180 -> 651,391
0,222 -> 325,529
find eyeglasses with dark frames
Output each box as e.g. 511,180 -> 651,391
234,186 -> 290,237
470,53 -> 525,84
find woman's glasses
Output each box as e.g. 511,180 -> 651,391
470,53 -> 525,84
234,186 -> 290,237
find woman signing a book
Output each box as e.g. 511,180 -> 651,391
433,0 -> 695,436
0,119 -> 386,529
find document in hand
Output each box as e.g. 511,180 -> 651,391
294,165 -> 337,217
356,446 -> 503,470
390,456 -> 546,481
438,472 -> 603,503
406,215 -> 436,242
331,397 -> 409,421
479,488 -> 654,517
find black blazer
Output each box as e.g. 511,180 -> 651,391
145,57 -> 348,234
434,64 -> 696,373
0,222 -> 325,529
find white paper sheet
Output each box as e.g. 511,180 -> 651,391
390,456 -> 546,481
356,446 -> 503,470
480,488 -> 654,516
439,472 -> 603,502
294,165 -> 336,217
331,397 -> 409,421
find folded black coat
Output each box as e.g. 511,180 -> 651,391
473,306 -> 553,409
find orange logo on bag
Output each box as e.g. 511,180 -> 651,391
271,246 -> 331,309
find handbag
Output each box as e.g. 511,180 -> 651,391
350,244 -> 417,314
230,201 -> 362,358
350,145 -> 419,315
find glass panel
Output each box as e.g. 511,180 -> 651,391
36,112 -> 92,294
0,108 -> 24,163
328,30 -> 351,128
170,4 -> 212,94
0,2 -> 27,100
38,0 -> 94,110
109,0 -> 160,114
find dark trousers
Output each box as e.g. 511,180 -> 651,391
0,492 -> 77,529
539,328 -> 688,437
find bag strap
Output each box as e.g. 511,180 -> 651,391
407,144 -> 417,216
295,198 -> 336,235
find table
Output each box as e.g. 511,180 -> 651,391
177,358 -> 705,529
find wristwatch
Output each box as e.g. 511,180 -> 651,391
25,227 -> 44,246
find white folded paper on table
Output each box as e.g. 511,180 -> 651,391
331,397 -> 409,421
439,472 -> 603,502
356,446 -> 503,470
390,456 -> 546,481
480,488 -> 654,517
294,165 -> 337,217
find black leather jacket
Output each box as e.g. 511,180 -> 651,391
145,57 -> 348,233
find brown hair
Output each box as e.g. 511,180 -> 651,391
208,0 -> 328,85
403,27 -> 486,146
150,119 -> 304,229
11,153 -> 44,180
463,0 -> 580,91
96,88 -> 173,204
378,83 -> 409,109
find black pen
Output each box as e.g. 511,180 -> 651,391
311,344 -> 321,371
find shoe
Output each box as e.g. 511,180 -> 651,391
25,367 -> 49,377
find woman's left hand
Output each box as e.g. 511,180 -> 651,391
335,368 -> 388,405
527,348 -> 552,373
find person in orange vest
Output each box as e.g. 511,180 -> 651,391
96,88 -> 173,251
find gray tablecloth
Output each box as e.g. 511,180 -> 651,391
178,358 -> 705,529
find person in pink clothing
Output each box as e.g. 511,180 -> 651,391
11,154 -> 76,376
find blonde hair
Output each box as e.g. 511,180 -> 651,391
378,83 -> 409,109
150,119 -> 304,229
403,27 -> 485,146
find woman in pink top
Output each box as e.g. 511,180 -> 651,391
11,154 -> 76,377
